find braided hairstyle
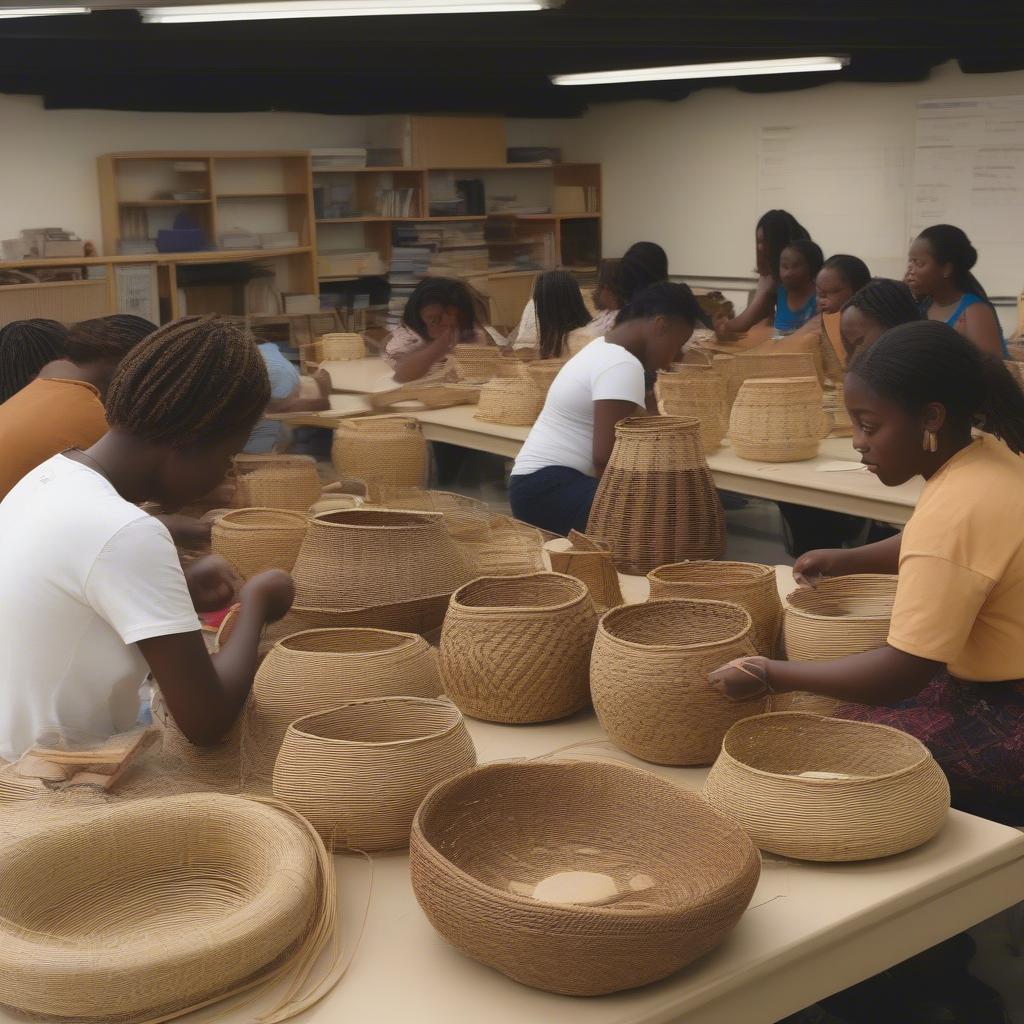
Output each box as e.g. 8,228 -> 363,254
105,315 -> 270,447
756,209 -> 810,278
842,278 -> 922,328
0,318 -> 67,403
917,224 -> 988,299
533,270 -> 591,359
849,320 -> 1024,454
616,280 -> 703,326
64,314 -> 156,364
822,254 -> 871,294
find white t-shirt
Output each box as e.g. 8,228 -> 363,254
0,455 -> 200,760
511,339 -> 645,478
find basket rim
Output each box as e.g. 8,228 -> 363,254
449,572 -> 589,613
614,414 -> 701,432
337,414 -> 420,433
598,598 -> 753,651
275,627 -> 423,656
647,560 -> 774,587
215,507 -> 308,530
736,375 -> 819,388
284,696 -> 464,749
308,508 -> 444,531
785,574 -> 898,621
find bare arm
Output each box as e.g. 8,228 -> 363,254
715,275 -> 776,338
793,532 -> 902,585
266,368 -> 332,413
392,336 -> 454,383
592,399 -> 642,477
961,303 -> 1004,358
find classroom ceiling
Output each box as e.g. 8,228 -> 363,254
1,0 -> 1022,116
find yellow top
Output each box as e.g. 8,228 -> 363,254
888,433 -> 1024,681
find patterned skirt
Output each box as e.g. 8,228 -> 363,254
837,672 -> 1024,826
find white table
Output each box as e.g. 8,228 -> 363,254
323,357 -> 398,395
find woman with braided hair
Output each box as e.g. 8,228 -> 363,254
839,277 -> 922,358
0,315 -> 294,761
0,318 -> 67,404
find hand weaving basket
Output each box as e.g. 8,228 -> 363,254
273,697 -> 477,851
647,560 -> 782,657
440,573 -> 597,723
473,377 -> 544,426
409,759 -> 760,996
654,370 -> 729,452
543,530 -> 624,611
331,416 -> 428,497
590,598 -> 763,765
729,376 -> 825,462
703,712 -> 950,861
211,507 -> 307,579
452,344 -> 503,383
586,416 -> 726,574
319,332 -> 366,361
231,453 -> 323,512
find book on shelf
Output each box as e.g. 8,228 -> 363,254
314,182 -> 354,219
312,147 -> 368,170
318,248 -> 386,278
376,188 -> 418,218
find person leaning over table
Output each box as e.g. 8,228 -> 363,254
710,321 -> 1024,825
0,317 -> 67,404
0,315 -> 295,762
839,277 -> 923,361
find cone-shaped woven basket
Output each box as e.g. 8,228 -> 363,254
729,376 -> 825,462
732,350 -> 821,390
331,416 -> 428,497
591,598 -> 762,765
409,759 -> 761,996
703,712 -> 950,861
647,561 -> 782,658
525,358 -> 568,398
319,332 -> 366,361
474,377 -> 544,426
211,507 -> 307,580
587,416 -> 726,574
440,573 -> 598,723
452,345 -> 503,383
290,508 -> 474,609
544,530 -> 624,612
232,454 -> 323,513
273,697 -> 477,851
245,628 -> 443,780
654,371 -> 729,453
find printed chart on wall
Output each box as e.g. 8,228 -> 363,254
912,96 -> 1024,297
757,122 -> 908,279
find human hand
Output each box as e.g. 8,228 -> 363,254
708,656 -> 771,701
158,513 -> 212,550
184,554 -> 243,613
239,569 -> 295,623
792,548 -> 843,588
313,367 -> 332,397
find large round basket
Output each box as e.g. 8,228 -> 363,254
648,560 -> 782,657
231,454 -> 323,512
474,377 -> 544,426
590,599 -> 762,765
586,416 -> 726,574
409,759 -> 761,996
0,793 -> 330,1021
654,371 -> 729,452
331,416 -> 428,497
440,573 -> 597,723
211,507 -> 307,579
319,332 -> 366,361
729,376 -> 825,462
452,345 -> 503,383
273,697 -> 477,851
703,712 -> 950,861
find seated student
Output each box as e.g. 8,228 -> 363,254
616,241 -> 669,305
511,268 -> 615,353
0,318 -> 67,404
840,278 -> 923,359
773,238 -> 824,335
0,315 -> 295,760
907,224 -> 1005,357
508,282 -> 702,535
815,254 -> 871,317
711,321 -> 1024,826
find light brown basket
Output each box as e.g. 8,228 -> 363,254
712,354 -> 739,407
409,759 -> 761,996
590,599 -> 763,765
525,358 -> 569,398
702,712 -> 950,861
319,332 -> 366,361
544,530 -> 624,611
211,507 -> 307,579
272,697 -> 477,851
232,454 -> 323,513
461,514 -> 546,577
452,344 -> 503,383
729,376 -> 825,462
732,350 -> 822,390
823,383 -> 853,437
647,561 -> 782,658
440,573 -> 598,723
372,487 -> 493,542
586,416 -> 726,574
474,377 -> 544,426
654,371 -> 729,452
331,416 -> 428,497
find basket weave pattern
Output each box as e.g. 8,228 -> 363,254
231,454 -> 323,512
731,350 -> 821,390
331,416 -> 428,497
654,371 -> 729,452
211,507 -> 307,579
544,531 -> 624,611
452,345 -> 503,383
319,332 -> 366,361
474,377 -> 544,426
729,376 -> 825,462
525,358 -> 568,398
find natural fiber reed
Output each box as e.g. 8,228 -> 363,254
462,514 -> 546,577
587,416 -> 726,574
525,358 -> 568,398
732,350 -> 821,390
440,573 -> 597,723
713,354 -> 739,407
474,376 -> 544,426
273,697 -> 477,851
647,561 -> 782,657
232,454 -> 323,513
544,530 -> 624,611
211,507 -> 307,579
654,370 -> 729,452
1005,360 -> 1024,390
452,345 -> 503,383
590,599 -> 762,765
823,383 -> 853,437
409,759 -> 760,996
331,416 -> 428,497
703,712 -> 950,861
729,376 -> 825,462
319,332 -> 366,361
372,487 -> 493,542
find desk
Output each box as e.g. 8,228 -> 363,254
323,357 -> 397,395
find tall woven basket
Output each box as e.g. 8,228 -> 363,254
231,454 -> 322,512
440,573 -> 598,723
654,370 -> 729,452
319,332 -> 366,361
703,712 -> 950,861
211,507 -> 307,579
729,376 -> 825,462
648,561 -> 782,657
474,377 -> 544,426
587,416 -> 726,574
409,759 -> 760,996
331,416 -> 428,498
591,598 -> 762,765
272,697 -> 477,851
543,530 -> 624,611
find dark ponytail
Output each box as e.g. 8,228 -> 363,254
533,270 -> 591,359
756,209 -> 810,279
842,278 -> 922,329
917,224 -> 988,299
615,281 -> 702,327
823,254 -> 871,294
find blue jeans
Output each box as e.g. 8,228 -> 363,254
509,466 -> 598,536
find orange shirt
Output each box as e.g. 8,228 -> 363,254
0,378 -> 107,501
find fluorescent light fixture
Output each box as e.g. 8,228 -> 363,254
552,55 -> 850,87
141,0 -> 551,23
0,6 -> 89,16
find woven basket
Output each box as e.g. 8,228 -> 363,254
290,508 -> 473,609
544,530 -> 624,611
587,416 -> 726,574
703,712 -> 950,861
732,350 -> 821,390
712,354 -> 739,407
654,371 -> 729,453
440,573 -> 597,723
474,377 -> 544,426
729,376 -> 825,462
373,487 -> 493,542
409,759 -> 760,996
0,793 -> 331,1022
319,332 -> 366,361
232,454 -> 323,513
591,599 -> 762,765
824,383 -> 853,437
525,358 -> 568,398
273,697 -> 477,851
331,416 -> 428,497
452,345 -> 503,383
461,514 -> 546,577
647,561 -> 782,658
211,507 -> 307,579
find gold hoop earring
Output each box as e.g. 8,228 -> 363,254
923,429 -> 938,453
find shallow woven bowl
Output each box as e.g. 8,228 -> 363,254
440,573 -> 597,723
590,598 -> 762,765
410,759 -> 761,996
0,794 -> 322,1020
211,507 -> 307,579
273,697 -> 477,852
703,712 -> 951,861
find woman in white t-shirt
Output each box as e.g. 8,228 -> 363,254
509,282 -> 703,535
0,315 -> 295,762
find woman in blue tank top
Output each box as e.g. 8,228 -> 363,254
774,239 -> 824,335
